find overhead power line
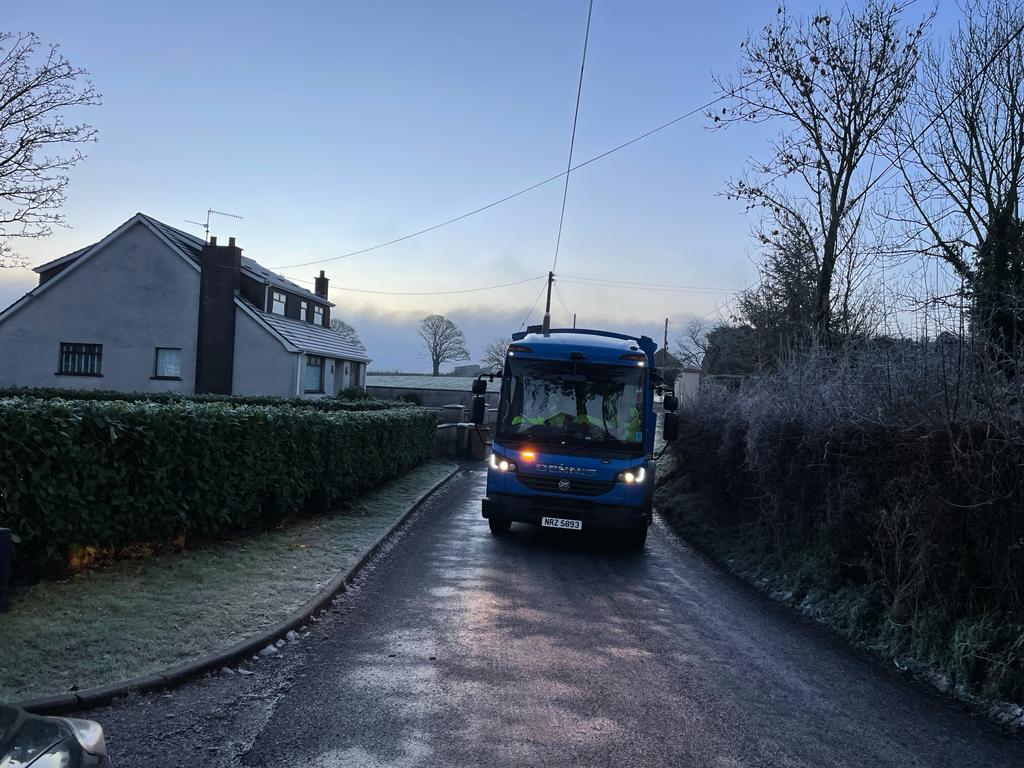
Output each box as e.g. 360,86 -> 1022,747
551,0 -> 594,274
269,0 -> 920,274
519,280 -> 550,328
553,280 -> 572,320
282,273 -> 546,296
270,110 -> 741,274
269,94 -> 725,272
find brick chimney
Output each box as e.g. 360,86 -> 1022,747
195,235 -> 242,394
314,270 -> 329,299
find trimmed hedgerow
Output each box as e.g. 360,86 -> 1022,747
0,397 -> 436,579
0,386 -> 406,412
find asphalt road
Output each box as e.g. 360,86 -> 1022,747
86,467 -> 1022,767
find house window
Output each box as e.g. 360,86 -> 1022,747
154,347 -> 183,379
300,300 -> 308,321
314,305 -> 324,326
271,291 -> 286,315
58,343 -> 102,376
304,355 -> 324,393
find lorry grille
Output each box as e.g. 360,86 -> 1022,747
516,473 -> 615,497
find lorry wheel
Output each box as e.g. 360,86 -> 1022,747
488,518 -> 512,535
626,526 -> 648,549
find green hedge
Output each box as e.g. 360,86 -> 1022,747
0,386 -> 406,411
0,397 -> 437,579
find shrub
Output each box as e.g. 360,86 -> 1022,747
338,386 -> 373,401
0,398 -> 436,580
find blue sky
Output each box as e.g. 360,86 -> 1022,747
1,1 -> 950,370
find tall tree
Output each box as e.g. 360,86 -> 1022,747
479,336 -> 511,372
418,314 -> 469,376
892,0 -> 1024,357
736,215 -> 818,358
0,32 -> 100,267
675,317 -> 715,369
330,317 -> 364,350
713,1 -> 925,337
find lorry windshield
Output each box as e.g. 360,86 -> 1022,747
497,359 -> 645,452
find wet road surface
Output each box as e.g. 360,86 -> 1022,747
87,468 -> 1022,767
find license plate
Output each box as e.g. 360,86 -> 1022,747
542,516 -> 582,531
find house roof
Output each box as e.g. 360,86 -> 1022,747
31,213 -> 331,308
653,349 -> 683,368
257,310 -> 370,363
140,215 -> 332,307
2,214 -> 366,364
32,242 -> 95,274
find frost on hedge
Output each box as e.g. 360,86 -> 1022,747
673,346 -> 1024,702
0,397 -> 437,579
0,386 -> 410,411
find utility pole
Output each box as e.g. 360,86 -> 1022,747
663,318 -> 669,368
542,271 -> 553,335
573,313 -> 577,329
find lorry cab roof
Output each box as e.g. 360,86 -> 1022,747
509,328 -> 657,365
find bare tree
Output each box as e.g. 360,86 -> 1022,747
892,0 -> 1024,357
0,32 -> 100,267
675,317 -> 715,369
479,336 -> 510,372
712,1 -> 926,337
418,314 -> 469,376
330,317 -> 364,349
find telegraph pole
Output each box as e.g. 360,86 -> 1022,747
663,317 -> 669,367
542,271 -> 553,335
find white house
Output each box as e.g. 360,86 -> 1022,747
0,213 -> 370,397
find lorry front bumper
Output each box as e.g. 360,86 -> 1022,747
482,492 -> 650,531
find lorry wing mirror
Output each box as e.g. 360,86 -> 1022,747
663,393 -> 679,412
663,412 -> 679,442
471,396 -> 486,425
471,378 -> 488,395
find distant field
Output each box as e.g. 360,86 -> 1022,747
366,375 -> 479,391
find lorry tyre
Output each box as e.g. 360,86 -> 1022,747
488,518 -> 512,535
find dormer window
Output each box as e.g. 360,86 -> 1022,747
300,300 -> 308,321
271,291 -> 286,315
314,305 -> 324,326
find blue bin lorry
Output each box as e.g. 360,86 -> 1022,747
471,327 -> 679,548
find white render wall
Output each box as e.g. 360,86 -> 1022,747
674,369 -> 701,403
0,221 -> 201,392
231,309 -> 298,397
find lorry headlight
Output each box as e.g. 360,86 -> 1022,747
616,466 -> 646,484
489,453 -> 517,472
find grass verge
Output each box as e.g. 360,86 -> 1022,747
0,461 -> 456,703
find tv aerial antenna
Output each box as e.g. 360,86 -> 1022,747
185,208 -> 244,241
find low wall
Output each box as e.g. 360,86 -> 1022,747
433,422 -> 494,459
434,423 -> 459,458
366,386 -> 499,410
